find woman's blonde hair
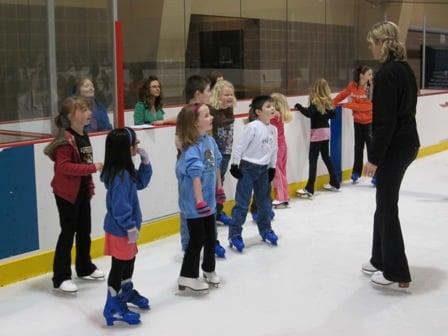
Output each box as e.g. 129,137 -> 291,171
209,80 -> 237,109
367,21 -> 407,63
271,93 -> 292,123
175,103 -> 205,150
309,79 -> 333,114
44,96 -> 90,159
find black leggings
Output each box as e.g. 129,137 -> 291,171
180,215 -> 216,278
305,140 -> 339,193
107,257 -> 135,293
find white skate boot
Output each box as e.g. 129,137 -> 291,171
177,276 -> 209,294
296,189 -> 313,199
203,271 -> 220,287
272,200 -> 289,209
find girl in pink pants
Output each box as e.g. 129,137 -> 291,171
271,93 -> 293,208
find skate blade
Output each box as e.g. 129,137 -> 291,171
371,280 -> 411,292
52,288 -> 78,296
272,204 -> 289,209
176,285 -> 209,296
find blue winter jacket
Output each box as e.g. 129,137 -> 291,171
176,135 -> 222,219
86,98 -> 113,132
102,163 -> 152,237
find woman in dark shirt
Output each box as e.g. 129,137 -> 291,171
362,21 -> 420,289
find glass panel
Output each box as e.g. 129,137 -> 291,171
0,0 -> 51,144
119,0 -> 186,108
55,0 -> 115,131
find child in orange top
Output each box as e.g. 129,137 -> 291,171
333,66 -> 373,183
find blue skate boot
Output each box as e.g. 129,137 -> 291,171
214,241 -> 226,258
262,230 -> 278,246
216,212 -> 232,226
351,172 -> 360,184
229,236 -> 245,252
121,280 -> 150,310
251,212 -> 258,223
371,176 -> 377,186
103,289 -> 141,326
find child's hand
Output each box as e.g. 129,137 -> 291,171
216,187 -> 226,205
137,148 -> 150,165
196,201 -> 212,216
230,164 -> 242,179
268,168 -> 276,182
127,227 -> 139,244
294,103 -> 303,110
94,162 -> 103,172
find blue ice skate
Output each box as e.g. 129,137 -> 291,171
371,176 -> 377,186
351,172 -> 360,184
103,290 -> 141,326
121,280 -> 150,310
262,230 -> 278,246
229,236 -> 245,252
214,241 -> 226,258
216,212 -> 232,226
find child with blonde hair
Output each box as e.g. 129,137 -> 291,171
209,79 -> 237,227
176,103 -> 223,292
270,93 -> 293,208
295,79 -> 340,198
44,97 -> 104,294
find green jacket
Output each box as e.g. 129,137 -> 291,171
133,101 -> 165,125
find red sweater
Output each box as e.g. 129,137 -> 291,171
333,81 -> 372,124
50,131 -> 97,204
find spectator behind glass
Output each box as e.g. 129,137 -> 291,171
133,76 -> 165,125
74,78 -> 113,132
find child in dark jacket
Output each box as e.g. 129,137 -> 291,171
44,96 -> 104,294
295,79 -> 340,198
101,127 -> 152,326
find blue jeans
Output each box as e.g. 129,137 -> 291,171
229,160 -> 272,239
217,154 -> 231,216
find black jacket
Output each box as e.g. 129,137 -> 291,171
295,103 -> 336,130
370,60 -> 420,165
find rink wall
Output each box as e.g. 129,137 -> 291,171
0,92 -> 447,286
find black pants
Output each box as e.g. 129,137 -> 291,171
52,191 -> 96,288
107,257 -> 135,293
370,146 -> 418,283
305,140 -> 340,194
180,215 -> 216,278
353,122 -> 372,176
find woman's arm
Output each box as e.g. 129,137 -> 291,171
133,102 -> 147,125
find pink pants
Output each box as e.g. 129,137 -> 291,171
273,144 -> 289,202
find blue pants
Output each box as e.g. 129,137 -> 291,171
229,160 -> 272,239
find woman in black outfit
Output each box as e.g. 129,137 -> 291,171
362,21 -> 420,289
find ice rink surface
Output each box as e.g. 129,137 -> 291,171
1,152 -> 448,336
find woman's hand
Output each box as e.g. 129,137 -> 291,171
363,162 -> 377,177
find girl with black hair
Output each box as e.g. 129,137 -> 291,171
101,127 -> 153,325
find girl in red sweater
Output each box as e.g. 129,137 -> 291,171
44,97 -> 104,293
333,66 -> 373,183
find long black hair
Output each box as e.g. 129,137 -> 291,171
353,65 -> 372,87
101,127 -> 137,185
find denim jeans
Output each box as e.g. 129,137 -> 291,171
229,160 -> 272,239
216,153 -> 231,216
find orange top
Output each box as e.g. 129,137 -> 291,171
333,81 -> 372,124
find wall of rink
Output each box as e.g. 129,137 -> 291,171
0,92 -> 447,285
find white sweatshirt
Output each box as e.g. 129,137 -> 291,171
232,119 -> 278,168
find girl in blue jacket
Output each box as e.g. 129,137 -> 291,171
101,127 -> 152,326
176,103 -> 224,293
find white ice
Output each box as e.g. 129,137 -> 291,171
1,152 -> 448,336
